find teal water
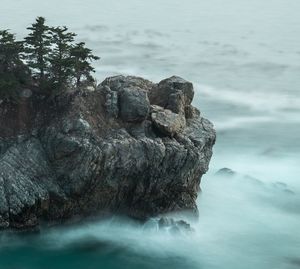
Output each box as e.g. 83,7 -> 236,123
1,0 -> 300,268
1,213 -> 211,269
0,229 -> 196,269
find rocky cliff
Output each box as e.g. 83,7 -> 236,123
0,75 -> 216,230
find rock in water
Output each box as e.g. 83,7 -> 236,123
158,217 -> 194,234
0,75 -> 216,230
215,168 -> 236,177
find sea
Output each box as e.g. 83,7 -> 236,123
0,0 -> 300,268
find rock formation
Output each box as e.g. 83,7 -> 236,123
0,75 -> 216,230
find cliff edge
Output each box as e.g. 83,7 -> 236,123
0,75 -> 216,230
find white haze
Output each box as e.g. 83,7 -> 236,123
0,0 -> 300,268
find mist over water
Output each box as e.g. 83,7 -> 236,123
1,0 -> 300,268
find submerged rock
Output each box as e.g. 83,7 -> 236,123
143,217 -> 194,234
215,168 -> 236,177
0,75 -> 216,230
158,217 -> 194,234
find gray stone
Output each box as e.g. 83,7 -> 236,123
105,91 -> 119,118
149,76 -> 194,114
185,105 -> 200,119
151,108 -> 186,137
101,75 -> 154,92
119,87 -> 150,122
100,85 -> 119,118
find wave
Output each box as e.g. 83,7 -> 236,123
195,83 -> 300,114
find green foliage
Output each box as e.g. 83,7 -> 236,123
48,26 -> 76,91
70,42 -> 100,87
0,30 -> 23,72
0,30 -> 31,100
0,16 -> 100,99
24,17 -> 51,82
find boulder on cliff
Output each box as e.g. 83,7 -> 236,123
151,106 -> 186,137
149,76 -> 194,114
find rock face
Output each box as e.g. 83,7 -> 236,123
119,87 -> 150,122
0,75 -> 216,230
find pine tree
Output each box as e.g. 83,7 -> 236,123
48,26 -> 76,90
24,17 -> 51,83
0,30 -> 30,100
0,30 -> 23,72
1,17 -> 101,99
70,42 -> 99,87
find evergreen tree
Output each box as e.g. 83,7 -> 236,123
0,30 -> 30,100
70,42 -> 99,87
48,26 -> 76,90
0,30 -> 23,72
24,17 -> 51,83
0,17 -> 101,99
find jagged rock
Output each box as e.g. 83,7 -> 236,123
119,87 -> 150,122
149,76 -> 194,114
0,139 -> 64,229
0,75 -> 215,230
151,108 -> 186,137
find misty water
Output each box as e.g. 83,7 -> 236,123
1,0 -> 300,268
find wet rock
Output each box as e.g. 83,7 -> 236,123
158,217 -> 175,228
158,217 -> 194,233
216,168 -> 236,177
